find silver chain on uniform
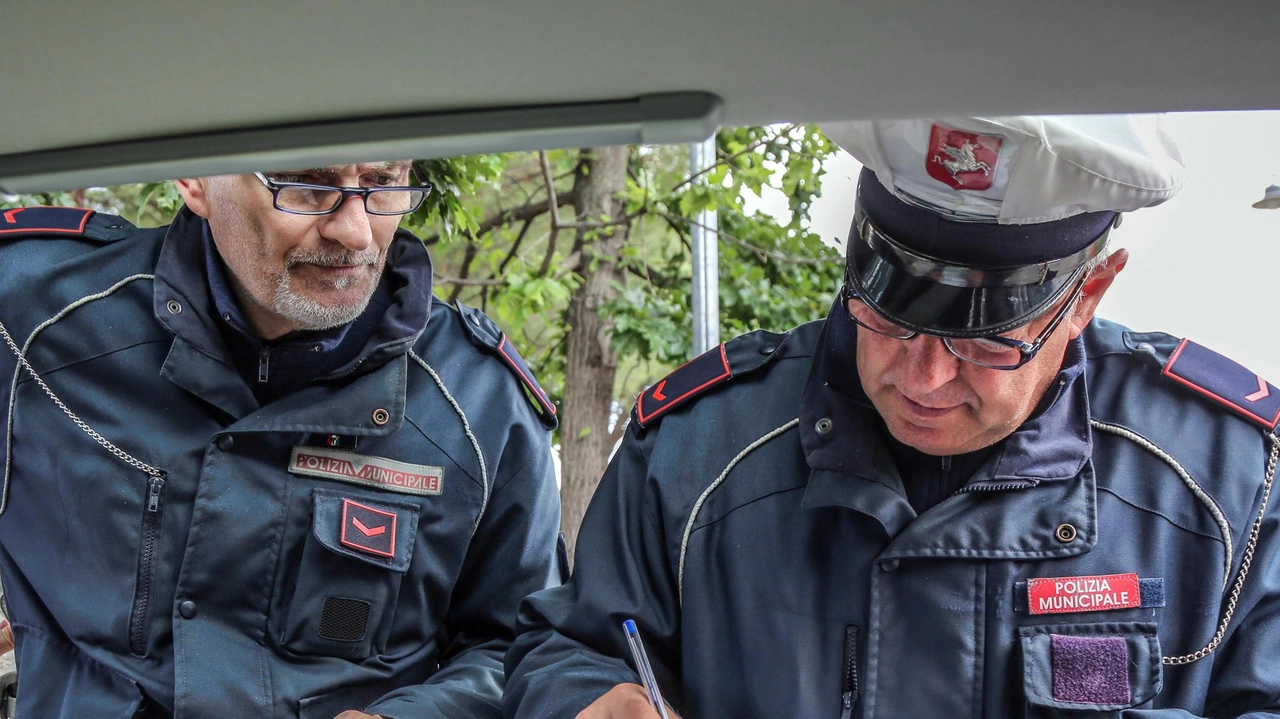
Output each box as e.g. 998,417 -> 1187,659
1163,432 -> 1280,665
0,317 -> 163,479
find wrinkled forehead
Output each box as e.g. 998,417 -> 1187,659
274,160 -> 414,177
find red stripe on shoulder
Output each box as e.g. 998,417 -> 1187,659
497,334 -> 556,417
1162,338 -> 1280,430
636,344 -> 731,427
0,206 -> 92,236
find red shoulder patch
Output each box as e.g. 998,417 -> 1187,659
0,206 -> 92,236
1163,339 -> 1280,430
496,333 -> 556,419
635,344 -> 731,427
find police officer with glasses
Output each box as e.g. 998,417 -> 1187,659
0,161 -> 562,718
505,115 -> 1280,718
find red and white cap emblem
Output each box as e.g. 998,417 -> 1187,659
926,123 -> 1003,191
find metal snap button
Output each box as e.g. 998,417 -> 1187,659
372,408 -> 390,426
178,600 -> 197,619
815,418 -> 834,434
166,300 -> 183,315
216,435 -> 235,451
759,345 -> 776,355
1055,523 -> 1078,543
880,559 -> 900,572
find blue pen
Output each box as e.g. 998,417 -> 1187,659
622,619 -> 671,719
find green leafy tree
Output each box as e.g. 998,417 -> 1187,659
403,125 -> 843,559
2,125 -> 844,559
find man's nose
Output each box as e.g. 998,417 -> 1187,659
319,195 -> 374,252
900,335 -> 961,393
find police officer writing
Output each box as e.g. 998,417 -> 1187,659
504,115 -> 1280,718
0,161 -> 563,717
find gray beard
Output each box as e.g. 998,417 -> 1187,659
270,249 -> 380,330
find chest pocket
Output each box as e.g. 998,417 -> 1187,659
1018,622 -> 1161,717
277,488 -> 419,658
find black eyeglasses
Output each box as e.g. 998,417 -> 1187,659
253,171 -> 432,216
843,276 -> 1087,370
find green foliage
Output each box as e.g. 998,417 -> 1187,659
134,182 -> 184,226
607,283 -> 689,365
409,155 -> 506,243
1,183 -> 182,227
406,125 -> 845,411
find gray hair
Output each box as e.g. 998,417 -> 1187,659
1080,238 -> 1114,278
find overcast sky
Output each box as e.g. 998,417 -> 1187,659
794,111 -> 1280,382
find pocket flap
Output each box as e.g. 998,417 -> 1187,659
1019,622 -> 1161,710
312,488 -> 418,572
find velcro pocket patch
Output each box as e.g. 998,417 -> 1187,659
1018,622 -> 1161,712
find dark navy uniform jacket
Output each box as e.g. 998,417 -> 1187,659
0,208 -> 562,718
505,303 -> 1280,718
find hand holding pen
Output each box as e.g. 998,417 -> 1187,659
623,619 -> 671,719
573,620 -> 681,719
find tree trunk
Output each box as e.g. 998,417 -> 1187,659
559,146 -> 629,564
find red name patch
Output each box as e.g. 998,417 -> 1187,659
1028,573 -> 1141,615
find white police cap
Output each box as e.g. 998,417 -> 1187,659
822,115 -> 1184,224
825,115 -> 1184,338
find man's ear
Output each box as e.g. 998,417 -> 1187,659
1066,248 -> 1128,338
174,178 -> 211,218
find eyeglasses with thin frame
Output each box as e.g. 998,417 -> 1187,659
842,275 -> 1087,370
253,170 -> 432,216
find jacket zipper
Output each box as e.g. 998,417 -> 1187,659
841,624 -> 859,719
129,475 -> 166,657
956,481 -> 1037,494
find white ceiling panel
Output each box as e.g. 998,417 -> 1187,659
2,0 -> 1276,190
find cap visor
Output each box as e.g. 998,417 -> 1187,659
847,235 -> 1082,337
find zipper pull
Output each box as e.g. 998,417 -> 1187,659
841,623 -> 859,719
258,348 -> 270,383
146,476 -> 165,512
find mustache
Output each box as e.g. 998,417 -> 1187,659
897,391 -> 974,408
285,248 -> 379,268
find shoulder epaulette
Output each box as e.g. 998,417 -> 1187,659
0,206 -> 132,242
0,206 -> 91,236
1162,339 -> 1280,431
454,301 -> 557,430
633,329 -> 790,429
